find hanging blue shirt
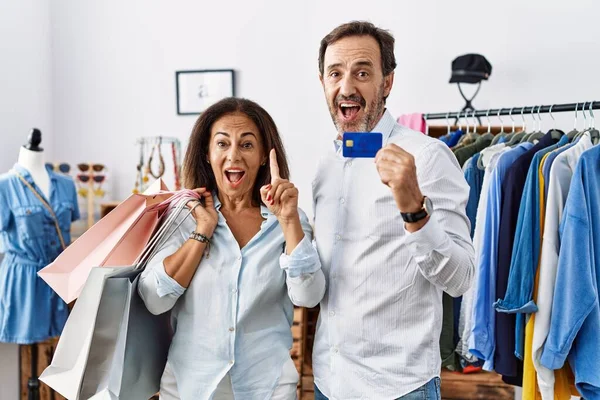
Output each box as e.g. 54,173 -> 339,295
0,164 -> 79,344
464,153 -> 485,238
540,145 -> 600,399
494,136 -> 566,360
446,129 -> 465,148
542,140 -> 575,201
469,143 -> 533,371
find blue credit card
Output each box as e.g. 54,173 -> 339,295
342,132 -> 383,158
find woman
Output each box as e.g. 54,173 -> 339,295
139,97 -> 325,400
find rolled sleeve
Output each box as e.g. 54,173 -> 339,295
281,208 -> 325,308
152,259 -> 186,298
138,236 -> 187,315
279,235 -> 321,278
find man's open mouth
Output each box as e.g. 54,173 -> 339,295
339,102 -> 361,121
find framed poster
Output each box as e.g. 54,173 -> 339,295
175,69 -> 235,115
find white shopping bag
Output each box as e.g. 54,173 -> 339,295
39,195 -> 195,399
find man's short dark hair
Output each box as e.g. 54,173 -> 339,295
318,21 -> 397,77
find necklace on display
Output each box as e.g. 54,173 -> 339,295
147,137 -> 165,179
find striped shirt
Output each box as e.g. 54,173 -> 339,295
311,110 -> 475,400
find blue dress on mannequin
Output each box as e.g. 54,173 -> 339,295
0,164 -> 79,344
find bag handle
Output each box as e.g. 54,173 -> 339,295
13,170 -> 66,250
134,195 -> 200,270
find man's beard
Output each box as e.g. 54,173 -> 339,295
329,84 -> 386,136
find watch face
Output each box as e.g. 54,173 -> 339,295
424,197 -> 433,215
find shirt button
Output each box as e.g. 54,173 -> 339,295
329,311 -> 335,317
237,255 -> 242,261
228,327 -> 235,332
231,289 -> 237,294
340,198 -> 345,204
333,347 -> 339,353
335,234 -> 341,241
229,360 -> 234,365
347,161 -> 353,167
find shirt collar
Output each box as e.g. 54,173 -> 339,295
332,109 -> 397,151
212,192 -> 271,219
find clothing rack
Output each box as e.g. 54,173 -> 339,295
424,101 -> 600,120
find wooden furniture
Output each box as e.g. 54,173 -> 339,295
20,338 -> 66,400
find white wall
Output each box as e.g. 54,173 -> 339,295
0,0 -> 53,397
0,0 -> 54,173
48,0 -> 600,215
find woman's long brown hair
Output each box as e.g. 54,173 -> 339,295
182,97 -> 290,207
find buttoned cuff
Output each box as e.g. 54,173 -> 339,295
403,217 -> 446,257
280,235 -> 320,278
153,262 -> 186,298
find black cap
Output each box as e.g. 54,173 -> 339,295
449,54 -> 492,84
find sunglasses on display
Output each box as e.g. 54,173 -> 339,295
45,162 -> 71,174
77,174 -> 106,184
77,163 -> 105,173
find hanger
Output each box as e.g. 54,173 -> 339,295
566,103 -> 580,141
455,110 -> 474,147
546,104 -> 564,140
573,102 -> 589,142
588,102 -> 600,145
479,108 -> 494,141
490,108 -> 507,145
506,107 -> 527,146
527,105 -> 546,143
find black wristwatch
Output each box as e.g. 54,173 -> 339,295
400,196 -> 433,223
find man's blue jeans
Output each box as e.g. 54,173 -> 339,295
314,377 -> 441,400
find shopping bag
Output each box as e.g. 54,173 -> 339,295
39,196 -> 195,399
38,179 -> 174,303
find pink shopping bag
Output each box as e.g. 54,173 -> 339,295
38,179 -> 175,303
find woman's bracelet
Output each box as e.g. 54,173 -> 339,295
189,231 -> 211,258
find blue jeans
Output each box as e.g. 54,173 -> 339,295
314,377 -> 441,400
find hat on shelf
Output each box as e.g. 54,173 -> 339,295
449,54 -> 492,84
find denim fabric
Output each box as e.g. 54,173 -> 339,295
494,133 -> 558,379
464,153 -> 485,238
469,143 -> 533,371
494,140 -> 564,359
541,145 -> 600,399
0,164 -> 79,343
315,377 -> 441,400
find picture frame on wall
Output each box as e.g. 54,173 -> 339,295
175,69 -> 235,115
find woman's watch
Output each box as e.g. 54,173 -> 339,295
400,196 -> 433,223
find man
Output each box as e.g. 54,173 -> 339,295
312,21 -> 475,400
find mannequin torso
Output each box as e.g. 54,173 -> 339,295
16,146 -> 51,200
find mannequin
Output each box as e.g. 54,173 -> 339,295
0,128 -> 79,400
16,128 -> 51,199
